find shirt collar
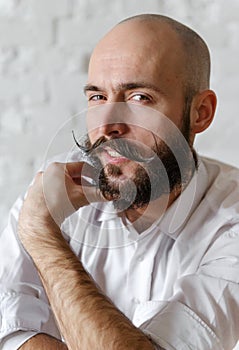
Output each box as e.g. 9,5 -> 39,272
93,201 -> 119,222
157,157 -> 208,239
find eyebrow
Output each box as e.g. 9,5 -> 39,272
83,82 -> 163,95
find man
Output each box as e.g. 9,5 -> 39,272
1,13 -> 239,349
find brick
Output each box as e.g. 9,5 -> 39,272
39,47 -> 90,75
215,0 -> 239,22
0,0 -> 71,20
118,0 -> 164,15
0,18 -> 53,46
0,74 -> 46,102
57,17 -> 116,47
200,22 -> 230,49
32,0 -> 71,19
0,0 -> 17,16
0,47 -> 17,74
0,47 -> 36,75
48,74 -> 88,119
72,0 -> 121,19
0,107 -> 24,134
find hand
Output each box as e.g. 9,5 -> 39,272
18,161 -> 102,249
42,161 -> 103,224
17,162 -> 156,350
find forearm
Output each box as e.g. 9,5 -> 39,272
20,333 -> 67,349
17,165 -> 155,349
28,229 -> 154,350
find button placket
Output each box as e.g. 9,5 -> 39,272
127,244 -> 153,305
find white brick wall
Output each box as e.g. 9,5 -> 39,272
1,1 -> 239,348
1,0 -> 239,232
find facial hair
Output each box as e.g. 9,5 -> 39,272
75,103 -> 198,211
97,136 -> 196,211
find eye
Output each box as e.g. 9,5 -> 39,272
130,93 -> 151,102
88,94 -> 106,102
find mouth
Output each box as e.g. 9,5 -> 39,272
102,147 -> 130,165
86,136 -> 156,166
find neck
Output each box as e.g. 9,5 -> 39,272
125,186 -> 181,233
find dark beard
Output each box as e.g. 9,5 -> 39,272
98,159 -> 165,211
97,136 -> 196,211
74,102 -> 198,211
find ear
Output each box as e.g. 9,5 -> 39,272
190,90 -> 217,134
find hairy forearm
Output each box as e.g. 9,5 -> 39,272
27,228 -> 154,350
18,166 -> 155,350
20,333 -> 67,349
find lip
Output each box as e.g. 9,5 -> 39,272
101,147 -> 130,165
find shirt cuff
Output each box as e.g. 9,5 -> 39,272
0,331 -> 38,350
0,290 -> 61,341
134,300 -> 223,350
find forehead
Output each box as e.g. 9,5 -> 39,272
88,20 -> 185,88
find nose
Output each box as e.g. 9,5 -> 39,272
87,103 -> 130,140
98,122 -> 128,138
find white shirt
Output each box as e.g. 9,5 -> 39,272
1,156 -> 239,349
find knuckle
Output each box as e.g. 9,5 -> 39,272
46,161 -> 64,174
34,171 -> 43,183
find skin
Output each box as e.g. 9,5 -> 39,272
18,18 -> 217,349
85,18 -> 216,223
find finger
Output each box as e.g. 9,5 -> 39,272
79,183 -> 106,205
65,162 -> 97,180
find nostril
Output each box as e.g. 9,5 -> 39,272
102,122 -> 128,137
109,130 -> 120,135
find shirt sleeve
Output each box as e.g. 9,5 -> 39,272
133,226 -> 239,350
0,196 -> 61,348
139,300 -> 223,349
0,331 -> 39,350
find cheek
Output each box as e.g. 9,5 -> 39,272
86,114 -> 103,144
86,115 -> 97,139
87,129 -> 97,144
129,128 -> 155,149
86,107 -> 106,137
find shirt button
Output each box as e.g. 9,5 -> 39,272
138,256 -> 144,262
132,297 -> 140,304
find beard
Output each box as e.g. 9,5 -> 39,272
75,101 -> 198,211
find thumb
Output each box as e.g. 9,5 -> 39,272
75,181 -> 106,207
65,162 -> 97,185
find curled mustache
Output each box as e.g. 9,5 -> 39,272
73,132 -> 156,163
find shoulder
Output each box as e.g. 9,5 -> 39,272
200,156 -> 239,223
201,156 -> 239,177
201,156 -> 239,191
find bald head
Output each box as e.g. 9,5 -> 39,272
91,14 -> 210,104
88,13 -> 213,131
119,14 -> 211,98
86,13 -> 216,167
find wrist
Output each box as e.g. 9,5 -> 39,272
18,210 -> 63,254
